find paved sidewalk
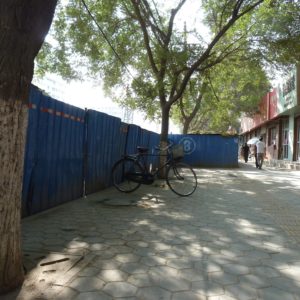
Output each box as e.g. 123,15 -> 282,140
3,163 -> 300,300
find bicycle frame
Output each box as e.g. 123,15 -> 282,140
125,150 -> 172,178
111,143 -> 197,196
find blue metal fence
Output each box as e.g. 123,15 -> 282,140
169,134 -> 238,167
85,110 -> 125,194
125,124 -> 141,155
22,86 -> 85,217
22,85 -> 238,217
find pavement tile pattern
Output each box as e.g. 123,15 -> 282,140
3,164 -> 300,300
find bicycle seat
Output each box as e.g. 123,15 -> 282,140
137,146 -> 148,153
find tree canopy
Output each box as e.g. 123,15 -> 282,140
184,56 -> 270,133
36,0 -> 300,137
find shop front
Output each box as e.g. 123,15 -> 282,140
240,66 -> 300,167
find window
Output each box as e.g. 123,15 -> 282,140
282,120 -> 289,159
268,127 -> 276,146
296,118 -> 300,161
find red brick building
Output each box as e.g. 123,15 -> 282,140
240,66 -> 300,167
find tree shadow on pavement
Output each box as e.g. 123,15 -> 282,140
3,166 -> 300,299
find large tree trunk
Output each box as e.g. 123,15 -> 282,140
182,118 -> 191,134
0,102 -> 28,293
0,0 -> 58,294
160,104 -> 170,144
159,104 -> 170,178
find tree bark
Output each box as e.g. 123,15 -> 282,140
0,0 -> 58,293
0,102 -> 28,293
181,95 -> 203,134
182,118 -> 191,134
160,104 -> 170,144
158,104 -> 170,178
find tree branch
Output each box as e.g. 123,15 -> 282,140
140,0 -> 166,45
158,0 -> 187,95
165,0 -> 187,45
130,0 -> 159,75
207,75 -> 220,102
219,0 -> 232,30
173,0 -> 264,104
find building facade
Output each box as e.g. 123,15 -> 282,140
240,66 -> 300,166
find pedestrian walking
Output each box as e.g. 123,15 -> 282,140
252,144 -> 259,168
256,137 -> 266,169
242,143 -> 250,163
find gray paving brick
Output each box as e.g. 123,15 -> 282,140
239,274 -> 271,288
66,240 -> 89,249
92,249 -> 116,259
79,267 -> 100,277
148,265 -> 179,278
209,271 -> 238,285
121,262 -> 149,274
178,268 -> 208,282
257,287 -> 296,300
103,282 -> 137,297
91,258 -> 122,269
150,275 -> 190,292
140,256 -> 167,267
56,286 -> 78,300
89,243 -> 109,251
232,256 -> 262,267
68,277 -> 105,292
172,291 -> 206,300
166,258 -> 193,269
224,283 -> 258,299
250,266 -> 281,278
128,273 -> 153,287
75,291 -> 112,300
115,253 -> 141,263
281,265 -> 300,282
194,260 -> 222,273
135,286 -> 171,300
269,276 -> 300,294
222,263 -> 250,275
98,269 -> 128,282
191,280 -> 224,297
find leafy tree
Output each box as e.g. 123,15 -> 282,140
173,76 -> 207,134
173,52 -> 270,134
171,0 -> 299,133
250,0 -> 300,67
0,0 -> 58,293
202,0 -> 300,69
36,0 -> 266,145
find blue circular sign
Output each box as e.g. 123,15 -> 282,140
178,137 -> 196,155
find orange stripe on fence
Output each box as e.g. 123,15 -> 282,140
28,105 -> 83,123
28,103 -> 37,109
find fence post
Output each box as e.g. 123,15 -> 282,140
82,108 -> 88,197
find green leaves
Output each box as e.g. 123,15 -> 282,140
172,51 -> 270,134
35,0 -> 299,136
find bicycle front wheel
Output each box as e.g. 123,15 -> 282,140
111,158 -> 143,193
166,162 -> 197,196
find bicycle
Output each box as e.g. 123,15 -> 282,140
111,142 -> 197,197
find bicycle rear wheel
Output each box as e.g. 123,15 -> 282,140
111,158 -> 143,193
166,162 -> 197,196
